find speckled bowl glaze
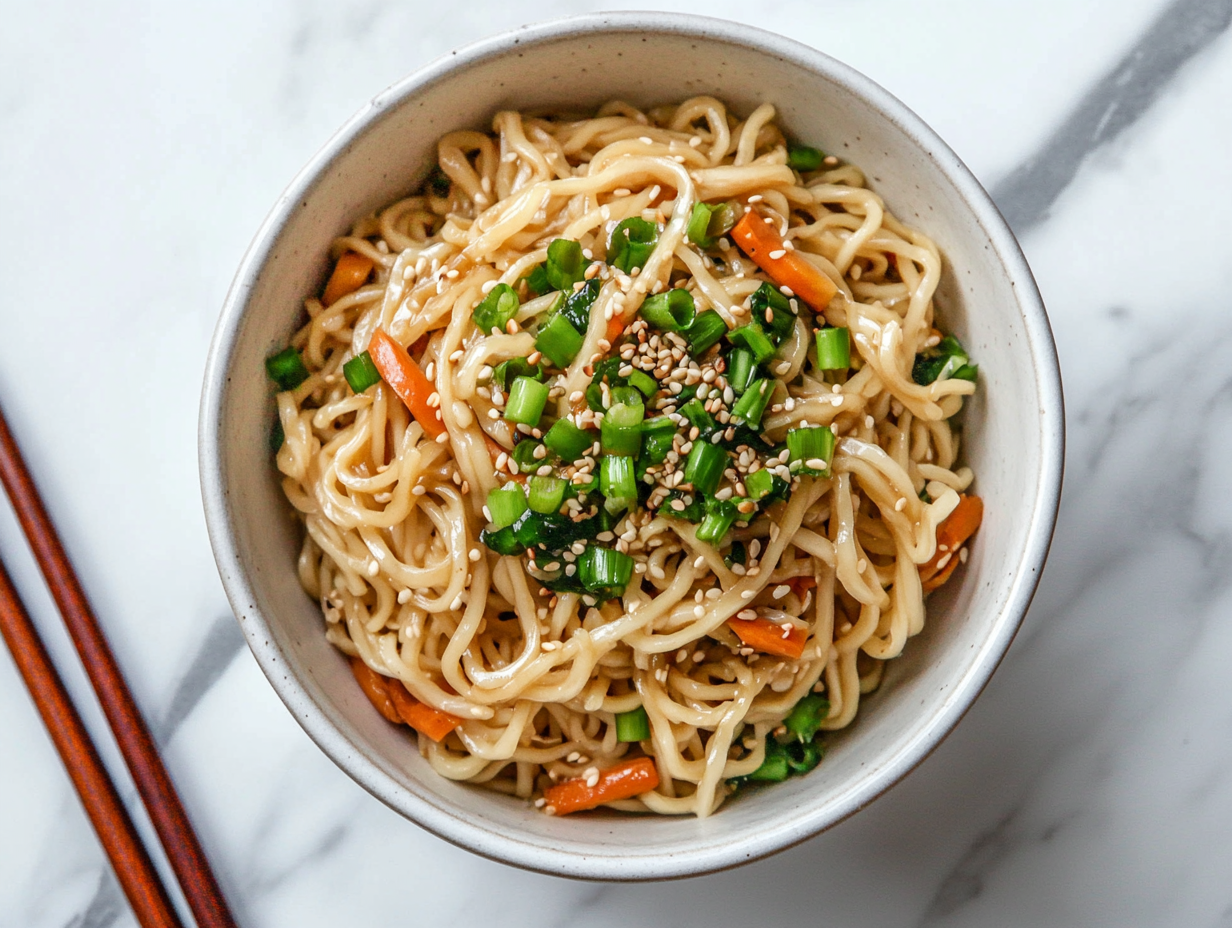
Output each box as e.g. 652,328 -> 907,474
199,12 -> 1064,880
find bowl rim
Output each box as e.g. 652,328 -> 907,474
199,10 -> 1065,881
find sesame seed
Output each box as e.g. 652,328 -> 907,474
412,485 -> 427,496
857,559 -> 867,573
959,547 -> 969,564
895,497 -> 907,512
693,604 -> 705,618
397,589 -> 412,604
772,584 -> 789,599
768,249 -> 786,260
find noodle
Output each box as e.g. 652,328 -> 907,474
271,98 -> 980,818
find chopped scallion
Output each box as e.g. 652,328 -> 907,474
686,201 -> 718,248
486,485 -> 527,529
521,264 -> 552,296
783,694 -> 830,743
727,348 -> 756,395
815,327 -> 851,371
342,350 -> 381,393
471,283 -> 520,335
600,454 -> 638,513
615,705 -> 651,742
560,278 -> 600,332
786,426 -> 836,476
696,498 -> 738,545
543,419 -> 592,460
534,312 -> 584,367
511,438 -> 547,472
601,399 -> 644,456
265,347 -> 309,391
728,322 -> 776,364
744,467 -> 783,501
639,417 -> 677,466
577,545 -> 634,597
684,440 -> 726,496
545,238 -> 588,291
679,397 -> 716,436
504,376 -> 550,426
729,378 -> 774,430
606,217 -> 658,273
627,369 -> 659,399
639,288 -> 696,332
492,356 -> 546,391
528,475 -> 566,514
685,310 -> 728,356
786,144 -> 825,171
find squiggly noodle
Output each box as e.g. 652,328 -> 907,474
276,98 -> 974,818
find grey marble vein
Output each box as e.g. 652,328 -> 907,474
62,872 -> 123,928
152,614 -> 245,745
991,0 -> 1232,233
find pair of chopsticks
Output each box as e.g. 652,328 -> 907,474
0,404 -> 237,928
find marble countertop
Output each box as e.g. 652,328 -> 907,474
3,1 -> 1231,925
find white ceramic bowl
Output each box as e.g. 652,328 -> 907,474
199,12 -> 1063,880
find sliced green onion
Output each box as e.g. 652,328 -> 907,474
679,398 -> 716,435
486,485 -> 527,529
912,334 -> 972,385
492,356 -> 546,391
521,264 -> 552,296
627,369 -> 659,399
543,418 -> 593,461
730,378 -> 774,430
785,738 -> 825,775
269,415 -> 284,453
744,467 -> 784,501
686,201 -> 718,248
610,385 -> 643,408
560,278 -> 600,332
545,238 -> 588,291
265,347 -> 309,391
747,739 -> 791,782
640,288 -> 696,332
783,694 -> 830,743
426,165 -> 451,197
535,313 -> 585,367
601,399 -> 644,456
510,438 -> 545,472
684,440 -> 726,496
639,417 -> 677,466
786,144 -> 825,172
951,363 -> 979,383
724,540 -> 747,568
577,545 -> 635,597
706,201 -> 739,239
607,217 -> 658,273
662,489 -> 705,522
786,426 -> 836,476
528,475 -> 566,514
479,524 -> 525,556
343,350 -> 381,393
615,705 -> 651,742
727,348 -> 756,396
728,322 -> 776,364
815,327 -> 851,371
471,283 -> 520,335
600,454 -> 638,513
696,498 -> 738,545
685,310 -> 728,356
750,282 -> 796,344
504,376 -> 550,426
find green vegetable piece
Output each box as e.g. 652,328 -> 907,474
727,322 -> 776,364
639,416 -> 677,466
479,524 -> 525,556
577,545 -> 635,598
510,438 -> 548,472
814,327 -> 851,371
521,264 -> 552,296
600,454 -> 638,514
545,238 -> 589,291
685,310 -> 728,356
912,334 -> 972,385
786,426 -> 836,476
786,144 -> 825,172
528,475 -> 567,515
783,694 -> 830,743
627,369 -> 659,399
686,201 -> 717,247
560,278 -> 600,333
265,347 -> 310,391
492,357 -> 546,391
744,467 -> 785,501
696,498 -> 738,545
640,288 -> 696,332
726,348 -> 756,396
684,440 -> 726,497
486,485 -> 528,529
269,415 -> 284,453
472,283 -> 520,335
544,418 -> 593,461
504,376 -> 550,426
747,740 -> 791,783
784,738 -> 825,774
535,313 -> 585,367
426,165 -> 451,197
750,282 -> 796,345
615,706 -> 651,742
607,217 -> 658,273
724,540 -> 747,569
662,489 -> 705,522
343,350 -> 382,393
601,398 -> 645,457
729,378 -> 774,430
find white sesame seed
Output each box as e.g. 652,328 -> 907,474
895,497 -> 907,512
693,604 -> 705,618
772,584 -> 789,599
768,249 -> 786,260
857,559 -> 867,573
397,589 -> 412,604
959,547 -> 969,564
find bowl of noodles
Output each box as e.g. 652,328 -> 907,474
200,12 -> 1063,879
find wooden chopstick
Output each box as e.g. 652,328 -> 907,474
0,404 -> 238,928
0,558 -> 185,928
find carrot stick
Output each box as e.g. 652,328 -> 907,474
605,314 -> 626,344
387,682 -> 461,743
543,757 -> 660,815
349,657 -> 402,725
728,616 -> 809,660
785,576 -> 817,600
919,494 -> 983,590
730,211 -> 837,311
368,328 -> 446,439
322,252 -> 375,306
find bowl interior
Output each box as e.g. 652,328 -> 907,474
201,14 -> 1060,880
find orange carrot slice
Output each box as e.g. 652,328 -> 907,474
919,494 -> 983,591
543,757 -> 660,815
322,252 -> 375,306
368,328 -> 446,439
730,211 -> 837,311
387,681 -> 461,743
728,616 -> 808,660
349,657 -> 402,725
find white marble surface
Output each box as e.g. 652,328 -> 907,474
2,0 -> 1231,925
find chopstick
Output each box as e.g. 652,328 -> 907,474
0,404 -> 238,928
0,558 -> 184,928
